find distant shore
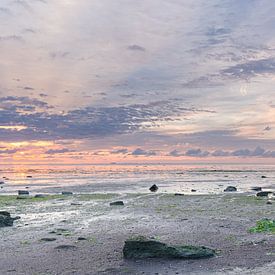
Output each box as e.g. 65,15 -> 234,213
0,192 -> 274,274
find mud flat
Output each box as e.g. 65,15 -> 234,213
0,193 -> 274,274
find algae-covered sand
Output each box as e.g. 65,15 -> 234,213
0,193 -> 274,274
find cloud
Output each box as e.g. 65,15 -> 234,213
222,58 -> 275,80
131,148 -> 156,156
185,148 -> 209,157
45,148 -> 73,154
0,99 -> 210,142
111,148 -> 128,154
127,45 -> 146,52
0,149 -> 18,155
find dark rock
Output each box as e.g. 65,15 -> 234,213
175,193 -> 184,196
251,187 -> 262,192
149,184 -> 158,192
261,176 -> 267,178
61,191 -> 73,195
266,201 -> 272,205
26,176 -> 32,178
0,181 -> 5,185
55,245 -> 77,250
34,194 -> 47,198
224,186 -> 237,192
256,191 -> 272,197
0,211 -> 20,227
191,189 -> 197,192
110,201 -> 124,206
123,236 -> 215,259
77,237 -> 87,241
71,202 -> 82,206
40,238 -> 56,242
18,190 -> 29,195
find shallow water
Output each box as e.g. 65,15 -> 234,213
0,163 -> 275,195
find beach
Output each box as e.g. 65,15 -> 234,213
0,190 -> 274,275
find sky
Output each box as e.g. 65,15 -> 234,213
1,0 -> 275,164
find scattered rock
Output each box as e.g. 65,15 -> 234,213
261,176 -> 267,178
191,189 -> 197,192
40,238 -> 57,242
110,201 -> 124,206
256,191 -> 272,197
224,186 -> 237,192
266,201 -> 272,205
18,190 -> 29,195
149,184 -> 158,192
0,211 -> 20,227
123,236 -> 215,259
26,176 -> 32,178
175,193 -> 184,196
55,245 -> 77,250
61,191 -> 73,195
251,187 -> 262,191
0,181 -> 5,185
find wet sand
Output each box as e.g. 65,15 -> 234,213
0,193 -> 274,274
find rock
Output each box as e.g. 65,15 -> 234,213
61,191 -> 73,195
71,202 -> 82,206
123,236 -> 215,259
55,245 -> 77,250
149,184 -> 158,192
110,201 -> 124,206
224,186 -> 237,192
266,201 -> 272,205
256,191 -> 272,197
77,237 -> 87,241
261,175 -> 267,178
40,238 -> 56,242
18,190 -> 29,195
34,194 -> 47,198
26,176 -> 32,178
0,181 -> 5,185
0,211 -> 20,227
251,187 -> 262,191
175,193 -> 184,196
191,189 -> 197,192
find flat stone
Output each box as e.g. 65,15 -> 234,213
256,191 -> 272,197
55,245 -> 77,250
18,190 -> 29,195
40,238 -> 57,242
123,236 -> 215,259
61,191 -> 73,195
251,187 -> 262,191
110,201 -> 124,206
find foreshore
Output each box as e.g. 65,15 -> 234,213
0,192 -> 274,274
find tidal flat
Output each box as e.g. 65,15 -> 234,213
0,193 -> 274,274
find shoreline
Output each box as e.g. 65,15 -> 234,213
0,192 -> 274,274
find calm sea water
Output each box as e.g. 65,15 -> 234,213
0,164 -> 275,195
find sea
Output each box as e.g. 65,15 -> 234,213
0,163 -> 275,195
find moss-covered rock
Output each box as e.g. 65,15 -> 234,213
123,236 -> 215,259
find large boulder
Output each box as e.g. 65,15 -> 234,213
149,184 -> 158,192
256,191 -> 272,197
123,236 -> 215,259
0,211 -> 20,227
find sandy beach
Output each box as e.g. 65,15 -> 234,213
0,192 -> 274,275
